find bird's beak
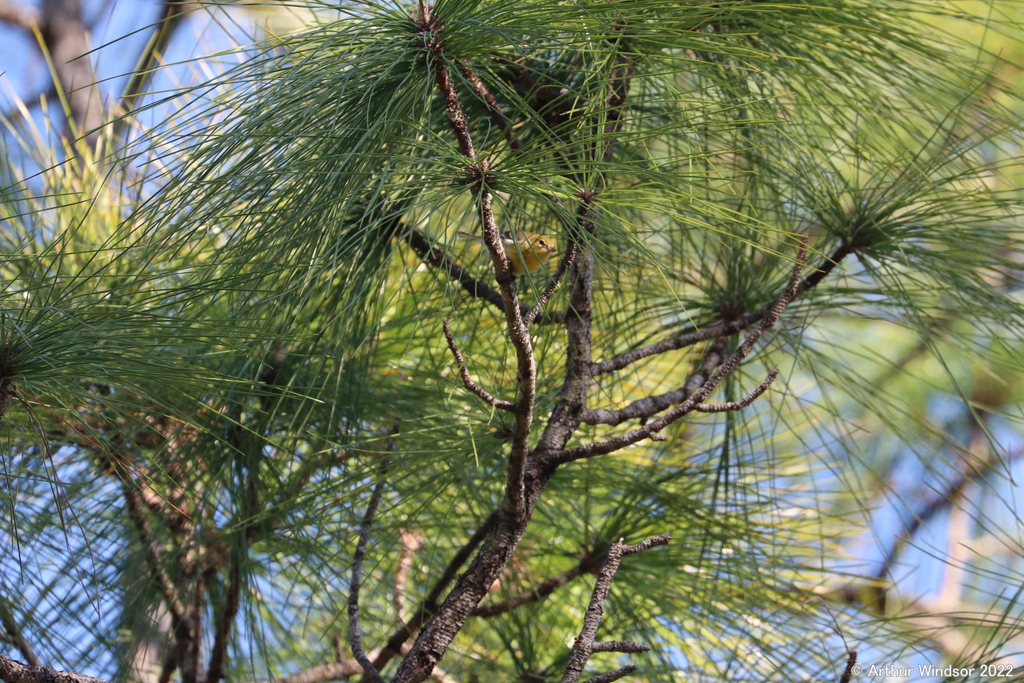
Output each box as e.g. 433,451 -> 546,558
546,244 -> 557,254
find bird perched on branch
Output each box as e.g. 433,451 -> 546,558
457,230 -> 557,275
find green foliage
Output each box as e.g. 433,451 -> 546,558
1,0 -> 1023,681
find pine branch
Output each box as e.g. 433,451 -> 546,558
458,60 -> 568,209
581,338 -> 728,426
205,547 -> 241,683
590,641 -> 649,654
394,38 -> 638,683
392,7 -> 550,678
559,535 -> 670,683
251,661 -> 363,683
121,476 -> 187,623
113,2 -> 192,137
0,656 -> 110,683
433,0 -> 534,530
548,239 -> 807,466
156,650 -> 178,683
532,197 -> 599,451
839,652 -> 858,683
178,573 -> 204,683
694,368 -> 779,413
533,39 -> 635,450
459,63 -> 520,151
403,228 -> 564,325
469,167 -> 534,519
40,0 -> 104,146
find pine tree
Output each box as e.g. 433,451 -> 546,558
1,1 -> 1023,682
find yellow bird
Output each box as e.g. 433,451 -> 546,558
457,230 -> 557,275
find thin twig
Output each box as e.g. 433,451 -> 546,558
560,535 -> 670,683
349,431 -> 396,683
590,641 -> 649,654
459,63 -> 520,151
458,61 -> 567,208
470,549 -> 599,618
443,319 -> 515,411
525,240 -> 579,327
694,368 -> 778,413
582,666 -> 638,683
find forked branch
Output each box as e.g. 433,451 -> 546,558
389,9 -> 546,679
581,338 -> 728,426
560,534 -> 671,683
549,238 -> 807,466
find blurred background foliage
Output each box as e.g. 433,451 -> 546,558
0,0 -> 1023,681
